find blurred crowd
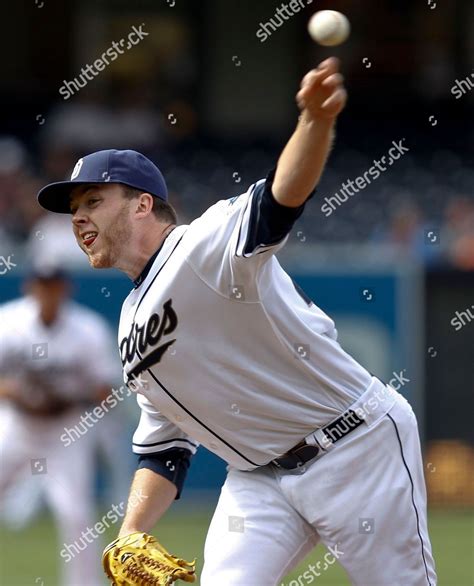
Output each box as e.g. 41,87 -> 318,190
0,97 -> 473,270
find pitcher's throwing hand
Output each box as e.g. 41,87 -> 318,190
297,57 -> 347,120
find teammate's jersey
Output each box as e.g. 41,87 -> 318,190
120,174 -> 373,470
0,296 -> 118,406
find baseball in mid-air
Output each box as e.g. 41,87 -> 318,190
308,11 -> 351,47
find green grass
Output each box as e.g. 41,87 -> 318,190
0,507 -> 472,585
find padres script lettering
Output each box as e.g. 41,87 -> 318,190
120,299 -> 178,379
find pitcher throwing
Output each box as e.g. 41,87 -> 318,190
38,58 -> 436,585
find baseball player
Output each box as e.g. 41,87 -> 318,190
0,267 -> 119,586
37,58 -> 437,585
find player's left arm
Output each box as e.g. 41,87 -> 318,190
272,57 -> 347,207
185,57 -> 346,287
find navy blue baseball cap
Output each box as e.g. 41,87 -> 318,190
28,265 -> 69,282
37,149 -> 168,214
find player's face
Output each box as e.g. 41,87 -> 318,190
28,278 -> 69,323
70,184 -> 133,269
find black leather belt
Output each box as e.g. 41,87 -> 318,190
272,409 -> 365,470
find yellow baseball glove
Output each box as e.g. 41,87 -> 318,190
102,532 -> 196,585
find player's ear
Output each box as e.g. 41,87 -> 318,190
135,193 -> 154,219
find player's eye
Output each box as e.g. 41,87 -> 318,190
88,198 -> 101,207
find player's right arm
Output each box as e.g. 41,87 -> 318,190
118,392 -> 198,536
101,394 -> 198,584
104,469 -> 197,585
118,468 -> 177,537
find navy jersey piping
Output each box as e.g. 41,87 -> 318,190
133,437 -> 198,449
387,413 -> 432,585
135,353 -> 260,467
133,245 -> 163,288
125,228 -> 260,468
132,232 -> 186,319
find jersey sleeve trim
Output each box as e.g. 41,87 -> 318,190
133,437 -> 199,454
236,168 -> 313,258
137,447 -> 193,500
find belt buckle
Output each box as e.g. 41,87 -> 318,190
272,457 -> 306,474
294,460 -> 307,474
272,440 -> 320,472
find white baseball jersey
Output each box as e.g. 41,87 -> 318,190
120,176 -> 374,470
0,296 -> 120,586
0,296 -> 117,407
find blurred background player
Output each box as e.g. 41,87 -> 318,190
0,266 -> 120,586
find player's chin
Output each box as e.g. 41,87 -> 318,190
90,256 -> 113,269
88,251 -> 113,269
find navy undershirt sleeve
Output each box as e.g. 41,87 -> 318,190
137,447 -> 192,500
243,168 -> 315,256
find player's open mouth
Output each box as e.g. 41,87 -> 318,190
82,231 -> 98,247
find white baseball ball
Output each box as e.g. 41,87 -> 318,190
308,11 -> 350,47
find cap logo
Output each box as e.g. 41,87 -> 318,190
71,158 -> 84,180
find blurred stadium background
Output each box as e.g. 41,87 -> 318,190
0,0 -> 473,584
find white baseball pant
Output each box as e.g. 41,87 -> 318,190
0,406 -> 103,586
201,387 -> 437,585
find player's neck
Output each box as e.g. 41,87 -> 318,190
39,309 -> 60,327
118,223 -> 176,281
